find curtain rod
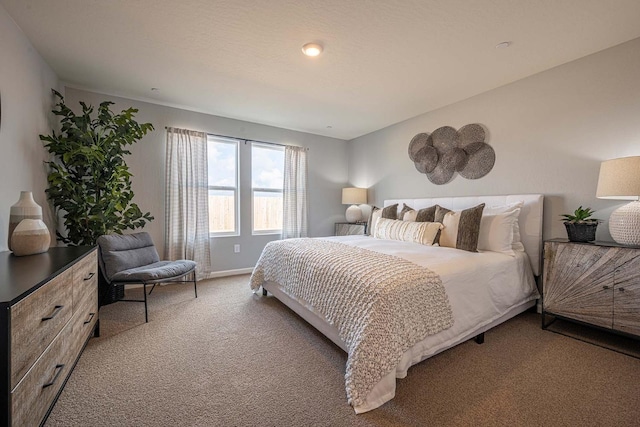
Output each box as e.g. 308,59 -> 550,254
164,126 -> 308,150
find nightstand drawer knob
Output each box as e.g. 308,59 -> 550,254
618,287 -> 625,292
603,285 -> 611,290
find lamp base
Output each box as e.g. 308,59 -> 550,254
345,205 -> 363,223
609,201 -> 640,245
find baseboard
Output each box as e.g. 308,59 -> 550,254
209,267 -> 254,278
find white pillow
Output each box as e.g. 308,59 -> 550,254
484,201 -> 525,252
370,209 -> 382,233
477,208 -> 521,256
374,217 -> 442,246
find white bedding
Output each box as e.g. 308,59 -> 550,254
263,235 -> 539,413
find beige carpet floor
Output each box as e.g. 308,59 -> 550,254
45,275 -> 640,427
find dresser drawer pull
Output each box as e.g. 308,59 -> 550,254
42,364 -> 65,388
602,285 -> 610,290
83,312 -> 96,325
41,305 -> 64,321
84,272 -> 95,281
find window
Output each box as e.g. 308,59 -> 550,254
252,143 -> 284,234
207,136 -> 239,236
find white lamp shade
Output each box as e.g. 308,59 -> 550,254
596,156 -> 640,245
596,156 -> 640,200
342,187 -> 367,205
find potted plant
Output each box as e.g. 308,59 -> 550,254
40,90 -> 154,245
40,90 -> 154,305
561,206 -> 599,242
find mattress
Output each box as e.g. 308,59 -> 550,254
262,235 -> 539,413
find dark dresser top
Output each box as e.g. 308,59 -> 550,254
0,246 -> 95,305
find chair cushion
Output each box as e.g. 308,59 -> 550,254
111,260 -> 197,283
98,232 -> 161,281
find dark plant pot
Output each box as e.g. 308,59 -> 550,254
564,222 -> 598,242
98,266 -> 125,306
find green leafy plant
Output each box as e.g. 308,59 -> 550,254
560,206 -> 598,223
40,90 -> 154,246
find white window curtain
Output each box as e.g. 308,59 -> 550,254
282,145 -> 308,239
165,127 -> 213,280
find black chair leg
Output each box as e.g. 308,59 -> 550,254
143,282 -> 149,323
193,277 -> 198,298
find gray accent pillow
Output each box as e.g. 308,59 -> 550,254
381,204 -> 398,220
436,203 -> 485,252
399,203 -> 414,220
416,205 -> 437,222
434,204 -> 450,224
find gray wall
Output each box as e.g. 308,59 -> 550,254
64,88 -> 349,273
348,37 -> 640,242
0,4 -> 61,251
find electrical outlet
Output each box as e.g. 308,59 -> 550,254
234,244 -> 240,253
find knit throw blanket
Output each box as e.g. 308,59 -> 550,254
249,238 -> 454,408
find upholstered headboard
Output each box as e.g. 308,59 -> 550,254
384,194 -> 544,276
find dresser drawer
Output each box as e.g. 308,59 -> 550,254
72,251 -> 97,310
10,268 -> 74,389
70,283 -> 98,357
11,320 -> 74,427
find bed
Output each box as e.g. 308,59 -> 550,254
250,194 -> 543,413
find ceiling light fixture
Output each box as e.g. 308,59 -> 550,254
495,41 -> 511,49
302,43 -> 323,57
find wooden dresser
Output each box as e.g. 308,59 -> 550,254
542,239 -> 640,338
0,246 -> 99,427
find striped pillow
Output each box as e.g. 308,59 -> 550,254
436,204 -> 485,252
373,218 -> 443,246
367,204 -> 398,235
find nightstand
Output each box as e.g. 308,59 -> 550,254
542,239 -> 640,342
335,222 -> 367,236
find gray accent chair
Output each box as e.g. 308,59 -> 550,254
97,232 -> 197,323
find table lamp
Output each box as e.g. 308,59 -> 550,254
596,156 -> 640,245
342,187 -> 367,222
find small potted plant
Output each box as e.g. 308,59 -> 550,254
561,206 -> 599,242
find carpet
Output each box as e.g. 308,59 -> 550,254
45,275 -> 640,426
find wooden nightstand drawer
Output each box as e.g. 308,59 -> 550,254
10,268 -> 74,389
543,239 -> 640,339
335,222 -> 367,236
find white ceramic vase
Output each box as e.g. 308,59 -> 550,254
8,191 -> 43,251
11,219 -> 51,256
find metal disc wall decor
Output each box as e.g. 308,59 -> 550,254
409,124 -> 494,184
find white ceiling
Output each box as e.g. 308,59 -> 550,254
3,0 -> 640,140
